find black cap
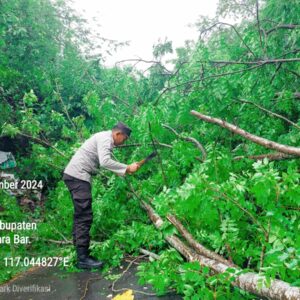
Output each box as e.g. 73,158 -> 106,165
113,121 -> 132,137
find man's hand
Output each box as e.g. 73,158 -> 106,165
126,162 -> 140,174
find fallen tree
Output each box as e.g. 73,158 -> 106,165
190,110 -> 300,157
138,199 -> 300,300
166,214 -> 236,268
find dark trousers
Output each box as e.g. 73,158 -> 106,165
62,173 -> 92,249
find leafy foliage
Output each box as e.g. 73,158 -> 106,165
0,0 -> 299,299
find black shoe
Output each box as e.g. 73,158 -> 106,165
76,247 -> 104,270
77,256 -> 104,270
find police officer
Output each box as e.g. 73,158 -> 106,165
62,122 -> 140,269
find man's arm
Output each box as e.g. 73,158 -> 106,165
97,137 -> 128,176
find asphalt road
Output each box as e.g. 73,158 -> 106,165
0,259 -> 182,300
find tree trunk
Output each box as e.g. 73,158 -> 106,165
167,214 -> 236,267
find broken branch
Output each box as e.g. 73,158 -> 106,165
190,110 -> 300,157
267,24 -> 300,35
162,124 -> 207,161
233,98 -> 300,130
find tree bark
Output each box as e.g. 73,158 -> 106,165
140,200 -> 300,300
267,24 -> 300,35
190,110 -> 300,157
139,248 -> 160,260
167,214 -> 236,267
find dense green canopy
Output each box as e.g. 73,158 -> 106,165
0,0 -> 299,298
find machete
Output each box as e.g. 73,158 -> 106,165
137,151 -> 157,167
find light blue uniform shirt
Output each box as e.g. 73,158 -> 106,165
64,130 -> 127,183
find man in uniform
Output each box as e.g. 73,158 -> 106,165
62,122 -> 140,269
